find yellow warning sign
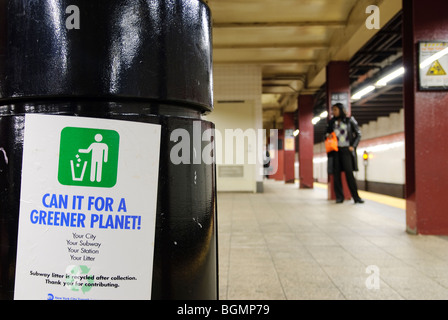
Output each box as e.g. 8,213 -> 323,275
426,60 -> 447,76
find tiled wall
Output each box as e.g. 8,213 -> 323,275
211,64 -> 264,186
213,64 -> 262,104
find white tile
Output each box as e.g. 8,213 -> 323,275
218,180 -> 448,300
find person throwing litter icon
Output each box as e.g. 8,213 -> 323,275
79,134 -> 108,182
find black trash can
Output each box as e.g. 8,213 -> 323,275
0,0 -> 217,300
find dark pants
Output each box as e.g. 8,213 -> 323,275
333,147 -> 361,201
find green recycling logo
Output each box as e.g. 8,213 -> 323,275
65,265 -> 94,294
58,127 -> 120,188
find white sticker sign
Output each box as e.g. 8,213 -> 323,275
14,114 -> 161,300
419,42 -> 448,90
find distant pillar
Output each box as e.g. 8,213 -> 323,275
326,61 -> 352,200
297,95 -> 314,189
283,112 -> 295,183
270,130 -> 284,181
403,0 -> 448,235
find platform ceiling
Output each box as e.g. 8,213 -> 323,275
206,0 -> 403,137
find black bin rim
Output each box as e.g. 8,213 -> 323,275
0,0 -> 214,112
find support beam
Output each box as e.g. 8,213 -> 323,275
283,112 -> 296,183
213,21 -> 346,29
403,0 -> 448,235
214,59 -> 316,65
298,95 -> 314,189
214,43 -> 329,50
326,61 -> 352,200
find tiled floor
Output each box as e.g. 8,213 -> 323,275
217,180 -> 448,300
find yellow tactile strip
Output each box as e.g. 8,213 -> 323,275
314,182 -> 406,210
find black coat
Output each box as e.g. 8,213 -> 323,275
326,116 -> 362,174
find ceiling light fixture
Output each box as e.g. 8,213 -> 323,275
351,85 -> 376,101
319,111 -> 328,118
375,67 -> 405,87
351,66 -> 405,102
311,116 -> 321,125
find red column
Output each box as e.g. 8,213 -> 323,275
326,61 -> 352,200
283,112 -> 295,183
297,95 -> 314,188
403,0 -> 448,235
270,130 -> 284,181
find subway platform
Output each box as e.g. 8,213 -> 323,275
217,180 -> 448,300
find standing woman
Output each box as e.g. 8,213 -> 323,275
326,103 -> 364,204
